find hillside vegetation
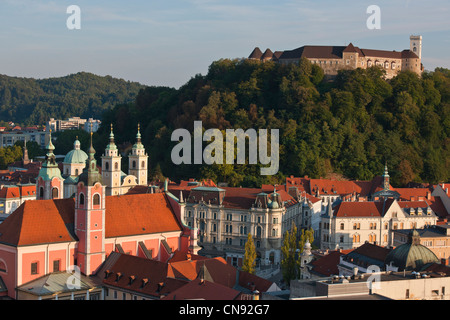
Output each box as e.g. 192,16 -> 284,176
96,58 -> 449,187
0,72 -> 144,125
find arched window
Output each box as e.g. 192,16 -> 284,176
93,194 -> 100,206
132,161 -> 136,169
79,193 -> 85,206
114,162 -> 119,170
0,260 -> 6,273
75,169 -> 79,176
141,161 -> 145,168
39,187 -> 44,199
105,162 -> 109,171
52,188 -> 58,199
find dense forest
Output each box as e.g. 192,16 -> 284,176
0,72 -> 144,125
94,58 -> 449,187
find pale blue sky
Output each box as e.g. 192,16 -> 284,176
0,0 -> 449,88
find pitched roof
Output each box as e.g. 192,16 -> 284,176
16,271 -> 100,296
343,242 -> 392,268
100,253 -> 187,298
0,198 -> 76,246
161,278 -> 241,300
332,201 -> 386,217
0,186 -> 20,199
248,47 -> 263,59
278,44 -> 418,61
261,48 -> 274,60
105,193 -> 182,238
310,250 -> 347,276
167,257 -> 237,288
0,192 -> 183,247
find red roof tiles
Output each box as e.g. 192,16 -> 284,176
0,193 -> 183,247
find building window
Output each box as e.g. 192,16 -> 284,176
340,223 -> 344,230
53,260 -> 60,272
132,160 -> 136,168
52,187 -> 59,199
0,260 -> 7,273
79,193 -> 85,206
105,162 -> 109,171
141,161 -> 145,168
93,194 -> 100,206
31,262 -> 38,275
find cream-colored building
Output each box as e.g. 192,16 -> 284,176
249,35 -> 423,79
320,198 -> 438,250
180,186 -> 302,268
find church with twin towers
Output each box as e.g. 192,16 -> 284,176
36,124 -> 148,201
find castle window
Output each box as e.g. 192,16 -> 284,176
93,194 -> 100,206
79,193 -> 85,205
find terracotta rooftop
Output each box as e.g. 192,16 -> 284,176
0,192 -> 183,247
161,278 -> 241,300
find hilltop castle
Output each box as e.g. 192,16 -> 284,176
249,35 -> 423,79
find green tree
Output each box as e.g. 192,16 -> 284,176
242,233 -> 257,274
281,223 -> 299,286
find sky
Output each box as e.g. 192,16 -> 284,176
0,0 -> 449,88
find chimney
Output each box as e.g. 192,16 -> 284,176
427,192 -> 431,200
411,196 -> 415,201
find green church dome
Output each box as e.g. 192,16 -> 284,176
63,139 -> 88,164
385,229 -> 439,271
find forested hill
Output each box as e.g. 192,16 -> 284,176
98,58 -> 449,187
0,72 -> 145,125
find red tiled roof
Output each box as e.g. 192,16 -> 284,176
0,198 -> 76,246
101,253 -> 187,298
347,242 -> 392,262
238,270 -> 274,292
332,201 -> 386,217
168,257 -> 237,288
0,186 -> 20,199
310,251 -> 348,276
105,193 -> 182,238
0,192 -> 183,247
161,278 -> 241,300
309,178 -> 380,197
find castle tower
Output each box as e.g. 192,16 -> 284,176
75,131 -> 106,275
410,35 -> 422,59
36,130 -> 64,200
101,124 -> 122,196
128,124 -> 148,186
